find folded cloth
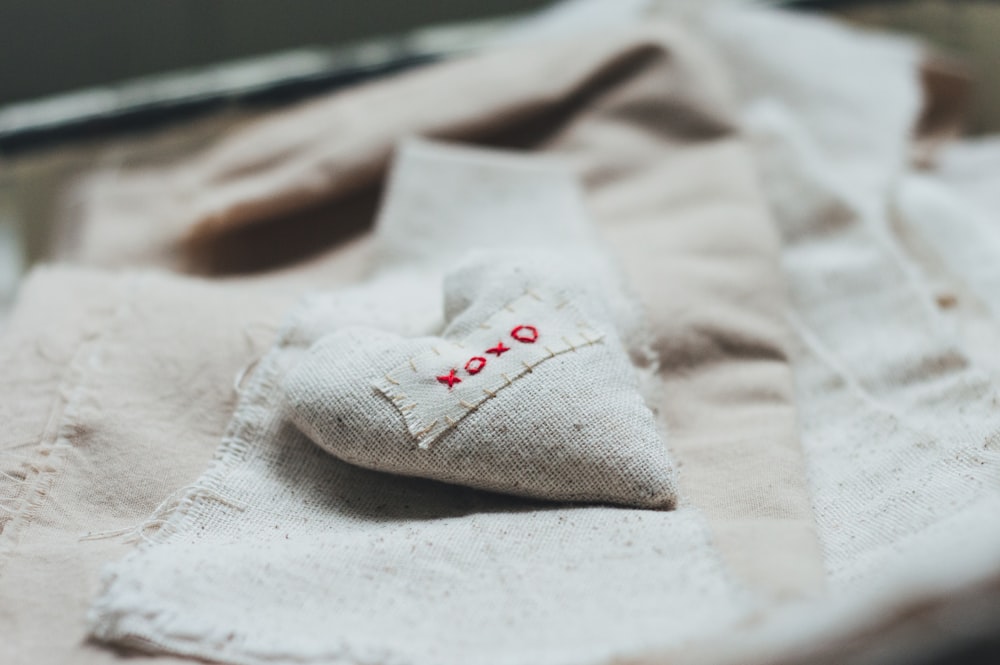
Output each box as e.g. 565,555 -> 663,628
18,1 -> 994,663
0,268 -> 303,665
89,139 -> 762,665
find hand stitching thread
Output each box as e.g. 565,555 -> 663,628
524,288 -> 543,301
511,325 -> 539,343
374,288 -> 605,447
465,356 -> 487,375
413,420 -> 439,438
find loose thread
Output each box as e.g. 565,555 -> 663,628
0,468 -> 26,485
79,486 -> 248,542
233,356 -> 262,394
413,420 -> 439,438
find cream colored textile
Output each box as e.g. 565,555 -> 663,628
3,19 -> 814,662
0,268 -> 295,665
91,142 -> 750,665
679,5 -> 1000,664
471,2 -> 1000,663
18,4 -> 981,664
60,22 -> 819,599
284,248 -> 676,507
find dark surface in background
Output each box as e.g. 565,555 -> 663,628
0,0 -> 549,106
0,53 -> 440,155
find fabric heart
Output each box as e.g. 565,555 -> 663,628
281,253 -> 676,508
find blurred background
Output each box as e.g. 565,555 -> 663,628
1,0 -> 999,318
3,1 -> 999,130
0,0 -> 551,106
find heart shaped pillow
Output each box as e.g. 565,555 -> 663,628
281,253 -> 676,508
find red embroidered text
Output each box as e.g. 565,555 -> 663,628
510,325 -> 539,343
486,341 -> 510,357
465,357 -> 487,374
436,369 -> 462,389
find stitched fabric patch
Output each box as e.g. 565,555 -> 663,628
281,251 -> 676,508
375,291 -> 604,448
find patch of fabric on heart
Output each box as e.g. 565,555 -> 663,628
375,290 -> 605,448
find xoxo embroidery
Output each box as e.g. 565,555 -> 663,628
486,341 -> 510,357
375,289 -> 605,448
437,326 -> 540,390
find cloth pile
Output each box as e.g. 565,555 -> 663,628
3,2 -> 1000,664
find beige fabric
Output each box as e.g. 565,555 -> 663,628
0,268 -> 283,665
60,24 -> 820,597
11,0 -> 1000,662
8,0 -> 1000,662
284,246 -> 677,507
0,254 -> 370,665
91,143 -> 745,664
675,5 -> 1000,663
5,11 -> 818,665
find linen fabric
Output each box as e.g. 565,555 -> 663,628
90,141 -> 751,665
59,20 -> 817,600
0,268 -> 301,665
284,250 -> 676,507
4,2 -> 993,665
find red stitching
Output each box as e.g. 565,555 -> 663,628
485,341 -> 510,357
510,325 -> 539,343
465,357 -> 487,375
436,369 -> 462,389
434,327 -> 540,389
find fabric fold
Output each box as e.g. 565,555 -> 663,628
5,9 -> 834,665
283,248 -> 677,508
87,122 -> 816,664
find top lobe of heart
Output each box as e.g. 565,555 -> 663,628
282,254 -> 676,509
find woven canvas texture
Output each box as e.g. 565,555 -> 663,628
89,145 -> 749,665
86,9 -> 1000,665
283,253 -> 675,507
4,2 -> 999,663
